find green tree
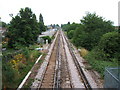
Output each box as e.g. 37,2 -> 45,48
7,7 -> 39,49
98,32 -> 120,61
73,25 -> 87,47
39,13 -> 44,24
119,26 -> 120,33
73,13 -> 115,50
1,22 -> 7,27
67,22 -> 70,25
62,23 -> 79,33
39,13 -> 46,33
56,24 -> 59,27
42,36 -> 51,43
67,30 -> 74,39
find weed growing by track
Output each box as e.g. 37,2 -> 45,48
2,44 -> 41,88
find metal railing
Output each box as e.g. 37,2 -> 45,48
104,67 -> 120,89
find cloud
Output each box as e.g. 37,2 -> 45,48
0,0 -> 119,26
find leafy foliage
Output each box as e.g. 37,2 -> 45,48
7,7 -> 39,48
63,13 -> 115,50
39,22 -> 46,33
73,13 -> 115,50
62,23 -> 79,33
72,25 -> 87,47
84,49 -> 119,78
62,13 -> 119,77
39,13 -> 46,33
98,32 -> 120,61
42,36 -> 51,43
67,30 -> 74,39
2,45 -> 41,88
1,21 -> 7,27
84,31 -> 120,77
2,61 -> 16,87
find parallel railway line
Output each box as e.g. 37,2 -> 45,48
31,30 -> 92,89
62,30 -> 92,89
40,32 -> 60,88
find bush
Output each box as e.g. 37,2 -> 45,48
2,43 -> 7,48
72,13 -> 114,50
3,63 -> 15,82
84,49 -> 119,78
51,35 -> 55,40
62,23 -> 79,33
98,32 -> 120,61
67,30 -> 74,39
2,44 -> 41,88
42,36 -> 51,43
18,62 -> 26,73
72,25 -> 88,47
22,47 -> 30,59
79,48 -> 88,57
84,32 -> 120,77
2,61 -> 16,87
29,50 -> 41,60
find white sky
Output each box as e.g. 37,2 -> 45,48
0,0 -> 119,26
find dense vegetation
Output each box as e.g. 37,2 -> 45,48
0,21 -> 7,27
2,46 -> 41,88
62,12 -> 119,77
6,7 -> 45,49
2,7 -> 46,88
42,36 -> 52,43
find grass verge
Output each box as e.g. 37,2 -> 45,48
84,50 -> 119,78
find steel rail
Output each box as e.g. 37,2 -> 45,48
37,31 -> 59,89
53,32 -> 61,88
62,31 -> 92,90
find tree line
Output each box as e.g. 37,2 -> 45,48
62,13 -> 119,76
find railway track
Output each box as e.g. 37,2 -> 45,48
61,30 -> 92,89
40,31 -> 61,88
60,31 -> 72,88
31,30 -> 92,89
53,31 -> 61,88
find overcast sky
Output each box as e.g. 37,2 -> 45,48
0,0 -> 119,26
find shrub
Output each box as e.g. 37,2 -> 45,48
42,36 -> 51,43
10,53 -> 26,69
67,30 -> 74,39
2,43 -> 7,48
84,49 -> 119,78
22,47 -> 30,60
79,48 -> 88,57
29,50 -> 41,61
51,35 -> 55,40
98,32 -> 120,61
17,62 -> 26,73
72,13 -> 114,50
2,61 -> 16,87
2,44 -> 41,88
